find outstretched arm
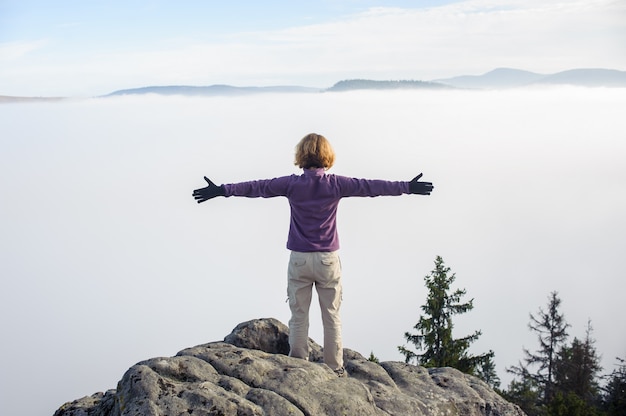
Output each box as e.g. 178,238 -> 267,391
192,176 -> 225,203
408,173 -> 434,195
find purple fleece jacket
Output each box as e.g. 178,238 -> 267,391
223,168 -> 409,252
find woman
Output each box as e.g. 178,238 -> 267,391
193,133 -> 433,376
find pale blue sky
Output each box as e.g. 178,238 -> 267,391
1,1 -> 461,35
1,0 -> 625,96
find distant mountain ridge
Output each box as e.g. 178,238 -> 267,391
105,68 -> 626,96
2,68 -> 624,101
106,84 -> 322,96
434,68 -> 626,88
0,95 -> 66,103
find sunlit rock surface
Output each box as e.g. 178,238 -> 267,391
54,318 -> 525,416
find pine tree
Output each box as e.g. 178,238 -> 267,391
500,375 -> 543,416
553,320 -> 602,410
477,353 -> 501,389
368,351 -> 380,363
398,256 -> 494,375
508,291 -> 570,406
603,357 -> 626,416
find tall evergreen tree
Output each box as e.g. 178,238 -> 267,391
398,256 -> 493,375
553,320 -> 602,409
508,291 -> 570,406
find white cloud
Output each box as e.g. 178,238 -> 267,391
0,39 -> 48,61
116,0 -> 626,83
1,0 -> 624,96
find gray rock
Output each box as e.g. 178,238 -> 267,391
54,318 -> 525,416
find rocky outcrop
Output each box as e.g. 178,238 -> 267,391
54,318 -> 525,416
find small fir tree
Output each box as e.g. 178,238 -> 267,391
368,351 -> 380,363
477,353 -> 501,389
398,256 -> 493,375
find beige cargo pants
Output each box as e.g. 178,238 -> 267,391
287,251 -> 343,371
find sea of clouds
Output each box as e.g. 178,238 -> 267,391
1,87 -> 625,415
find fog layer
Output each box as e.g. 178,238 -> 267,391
1,88 -> 624,415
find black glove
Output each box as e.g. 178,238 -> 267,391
408,173 -> 434,195
193,176 -> 225,203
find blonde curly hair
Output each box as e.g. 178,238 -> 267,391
294,133 -> 335,169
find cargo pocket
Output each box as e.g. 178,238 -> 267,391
320,251 -> 339,267
292,258 -> 307,267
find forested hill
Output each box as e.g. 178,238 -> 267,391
326,79 -> 450,91
434,67 -> 626,88
106,85 -> 321,96
3,68 -> 624,101
105,80 -> 448,96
